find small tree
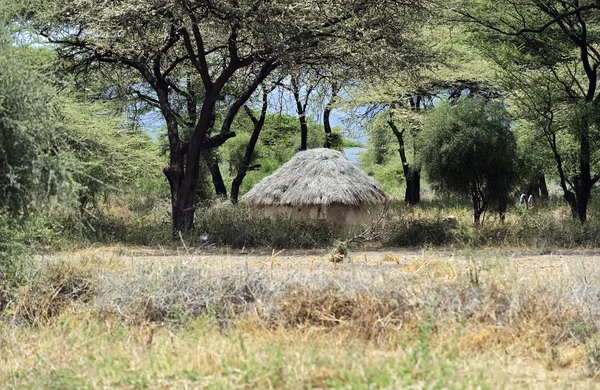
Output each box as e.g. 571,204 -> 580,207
421,98 -> 518,224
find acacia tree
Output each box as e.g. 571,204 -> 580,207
454,0 -> 600,222
341,15 -> 501,205
422,98 -> 518,224
31,0 -> 425,236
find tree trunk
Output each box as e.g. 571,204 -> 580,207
231,91 -> 269,204
323,82 -> 339,149
292,78 -> 308,151
576,186 -> 590,223
473,209 -> 482,225
204,151 -> 227,198
157,82 -> 188,238
388,119 -> 420,205
497,195 -> 508,222
538,174 -> 549,198
404,168 -> 421,205
173,97 -> 217,236
471,181 -> 488,225
472,196 -> 484,225
571,114 -> 595,223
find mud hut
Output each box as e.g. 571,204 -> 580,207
242,148 -> 387,226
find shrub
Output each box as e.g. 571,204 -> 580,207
196,203 -> 338,249
16,260 -> 97,324
0,215 -> 35,314
385,218 -> 473,247
0,214 -> 32,283
421,98 -> 518,224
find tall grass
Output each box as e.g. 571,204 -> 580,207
3,249 -> 600,387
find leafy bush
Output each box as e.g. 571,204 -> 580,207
196,203 -> 338,249
0,216 -> 30,286
422,98 -> 518,224
385,218 -> 473,247
56,208 -> 171,247
0,215 -> 35,314
383,201 -> 600,249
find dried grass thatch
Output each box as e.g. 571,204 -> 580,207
243,148 -> 387,207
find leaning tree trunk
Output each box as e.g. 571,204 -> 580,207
203,150 -> 227,198
173,95 -> 219,236
231,91 -> 269,204
388,120 -> 420,205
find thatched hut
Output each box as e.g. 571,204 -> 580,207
242,148 -> 387,226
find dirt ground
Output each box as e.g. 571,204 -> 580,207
59,245 -> 600,281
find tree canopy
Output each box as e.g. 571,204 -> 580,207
421,98 -> 518,224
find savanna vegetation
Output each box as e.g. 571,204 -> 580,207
2,0 -> 600,388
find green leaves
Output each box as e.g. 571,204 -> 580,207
421,97 -> 518,219
0,40 -> 60,216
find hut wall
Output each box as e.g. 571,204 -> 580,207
254,203 -> 376,226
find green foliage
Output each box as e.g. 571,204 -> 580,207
358,114 -> 406,198
381,197 -> 600,249
0,41 -> 73,216
53,96 -> 165,210
514,119 -> 554,185
340,134 -> 363,148
196,203 -> 338,249
458,0 -> 600,221
223,132 -> 264,177
421,98 -> 518,221
361,114 -> 396,166
0,215 -> 30,289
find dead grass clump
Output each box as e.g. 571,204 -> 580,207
430,278 -> 596,354
0,280 -> 16,317
97,265 -> 272,325
402,258 -> 458,280
586,337 -> 600,378
15,261 -> 96,325
273,287 -> 405,342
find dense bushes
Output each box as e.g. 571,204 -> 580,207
196,203 -> 338,249
384,211 -> 600,249
0,215 -> 35,314
386,218 -> 471,247
0,216 -> 31,286
421,98 -> 518,224
52,202 -> 339,249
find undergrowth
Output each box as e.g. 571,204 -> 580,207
196,203 -> 339,249
382,198 -> 600,249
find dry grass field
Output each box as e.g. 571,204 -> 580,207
2,246 -> 600,388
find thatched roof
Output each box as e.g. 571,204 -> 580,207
243,148 -> 387,207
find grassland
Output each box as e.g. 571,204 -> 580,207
2,247 -> 600,389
